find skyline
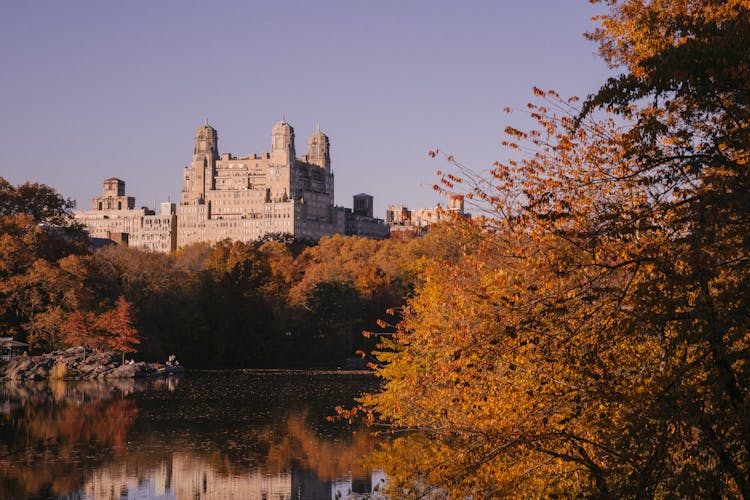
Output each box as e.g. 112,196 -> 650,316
0,1 -> 614,218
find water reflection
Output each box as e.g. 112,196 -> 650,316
0,371 -> 386,499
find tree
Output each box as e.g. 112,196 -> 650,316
360,2 -> 750,497
0,177 -> 76,226
61,297 -> 140,363
62,310 -> 105,354
100,296 -> 140,364
0,179 -> 89,348
303,281 -> 363,363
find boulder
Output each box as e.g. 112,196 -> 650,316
107,364 -> 137,379
1,348 -> 185,380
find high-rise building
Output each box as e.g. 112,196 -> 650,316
74,119 -> 404,251
176,119 -> 344,248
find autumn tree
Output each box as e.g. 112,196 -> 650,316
99,296 -> 140,364
61,296 -> 140,362
61,310 -> 105,354
0,179 -> 88,347
0,177 -> 77,226
284,233 -> 457,365
361,1 -> 750,497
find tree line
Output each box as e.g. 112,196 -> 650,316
0,178 -> 461,367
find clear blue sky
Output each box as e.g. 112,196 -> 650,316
0,1 -> 613,218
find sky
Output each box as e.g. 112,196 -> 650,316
0,1 -> 614,218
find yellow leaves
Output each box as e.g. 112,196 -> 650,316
347,0 -> 750,496
588,0 -> 749,75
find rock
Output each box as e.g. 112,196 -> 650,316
107,364 -> 136,379
1,348 -> 185,381
133,362 -> 150,378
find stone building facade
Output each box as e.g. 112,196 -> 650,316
176,119 -> 344,248
73,179 -> 177,252
128,202 -> 177,252
74,119 -> 395,251
386,195 -> 466,233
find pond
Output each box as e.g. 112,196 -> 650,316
0,371 -> 388,499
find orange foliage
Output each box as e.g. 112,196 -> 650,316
62,296 -> 140,360
362,4 -> 750,491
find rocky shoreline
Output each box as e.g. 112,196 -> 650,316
0,346 -> 184,381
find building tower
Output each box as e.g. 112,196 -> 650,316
352,193 -> 373,218
307,125 -> 333,200
94,178 -> 135,211
184,120 -> 218,203
176,117 -> 344,248
268,118 -> 296,201
271,117 -> 295,166
307,125 -> 330,170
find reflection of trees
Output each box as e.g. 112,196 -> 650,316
0,374 -> 383,498
0,380 -> 143,498
144,406 -> 381,482
265,409 -> 379,481
77,408 -> 383,499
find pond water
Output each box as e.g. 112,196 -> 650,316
0,371 -> 388,500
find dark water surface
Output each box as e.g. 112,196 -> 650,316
0,371 -> 387,500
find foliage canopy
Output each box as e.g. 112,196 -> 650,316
360,1 -> 750,497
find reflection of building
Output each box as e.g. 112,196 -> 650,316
386,195 -> 466,233
331,469 -> 388,499
73,178 -> 177,252
177,119 -> 345,248
344,193 -> 389,240
81,453 -> 293,500
79,453 -> 388,500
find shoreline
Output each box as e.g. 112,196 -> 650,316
0,346 -> 184,381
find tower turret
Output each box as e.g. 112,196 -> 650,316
307,124 -> 330,170
194,119 -> 218,158
183,119 -> 219,203
271,117 -> 295,165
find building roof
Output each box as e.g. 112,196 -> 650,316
196,118 -> 216,132
309,124 -> 328,140
273,117 -> 294,133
